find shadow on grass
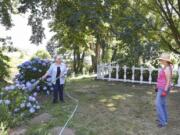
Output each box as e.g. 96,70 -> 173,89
99,94 -> 134,112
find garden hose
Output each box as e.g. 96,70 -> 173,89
31,77 -> 79,135
59,78 -> 79,135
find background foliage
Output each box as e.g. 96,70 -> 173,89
0,0 -> 179,74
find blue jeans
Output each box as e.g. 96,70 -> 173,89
155,88 -> 170,125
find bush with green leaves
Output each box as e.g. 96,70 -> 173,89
0,51 -> 10,81
0,57 -> 54,127
33,50 -> 51,59
15,57 -> 53,95
0,85 -> 40,127
0,122 -> 8,135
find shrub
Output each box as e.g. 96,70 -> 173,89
0,57 -> 56,127
0,104 -> 12,127
172,71 -> 179,85
15,57 -> 53,95
0,122 -> 8,135
33,50 -> 51,59
0,51 -> 10,81
0,85 -> 40,127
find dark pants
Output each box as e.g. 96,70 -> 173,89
53,83 -> 64,102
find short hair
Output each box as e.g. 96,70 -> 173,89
54,55 -> 61,60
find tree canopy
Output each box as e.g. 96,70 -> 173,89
0,0 -> 179,73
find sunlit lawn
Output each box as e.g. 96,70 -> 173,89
23,78 -> 180,135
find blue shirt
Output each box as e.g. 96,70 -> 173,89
47,63 -> 67,84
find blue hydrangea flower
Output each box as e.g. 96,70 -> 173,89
47,91 -> 50,95
20,103 -> 25,108
42,63 -> 46,66
38,69 -> 42,73
47,78 -> 51,82
4,100 -> 11,105
31,79 -> 36,83
43,86 -> 47,90
38,60 -> 42,64
10,85 -> 16,90
26,82 -> 33,91
15,74 -> 20,79
0,100 -> 2,104
14,108 -> 20,113
21,80 -> 25,84
26,102 -> 32,107
32,67 -> 37,71
29,96 -> 36,102
24,61 -> 31,66
33,92 -> 38,97
27,65 -> 32,69
36,105 -> 40,109
29,107 -> 35,113
4,86 -> 9,91
47,83 -> 52,86
15,83 -> 21,88
4,85 -> 16,91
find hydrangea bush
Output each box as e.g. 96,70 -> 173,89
0,57 -> 53,127
0,85 -> 40,127
15,57 -> 53,95
1,85 -> 40,114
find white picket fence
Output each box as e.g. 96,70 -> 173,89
97,63 -> 180,87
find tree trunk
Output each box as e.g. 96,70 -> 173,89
79,51 -> 85,73
90,43 -> 96,72
73,48 -> 77,74
111,47 -> 117,62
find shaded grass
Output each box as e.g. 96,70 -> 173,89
25,95 -> 75,135
23,79 -> 180,135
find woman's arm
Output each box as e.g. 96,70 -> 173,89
164,67 -> 171,91
42,72 -> 49,79
42,64 -> 53,79
61,64 -> 68,77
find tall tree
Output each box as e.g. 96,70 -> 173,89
145,0 -> 180,54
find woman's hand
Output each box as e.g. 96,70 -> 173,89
42,72 -> 48,80
155,88 -> 158,92
161,91 -> 167,97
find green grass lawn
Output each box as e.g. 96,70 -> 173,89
15,79 -> 180,135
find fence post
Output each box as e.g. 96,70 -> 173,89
108,64 -> 112,81
100,64 -> 102,79
132,66 -> 135,83
116,64 -> 119,80
123,65 -> 127,82
97,64 -> 99,79
148,67 -> 152,84
177,66 -> 180,87
140,66 -> 143,83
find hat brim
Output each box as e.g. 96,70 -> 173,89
158,58 -> 172,63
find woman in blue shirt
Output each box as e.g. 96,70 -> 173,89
42,55 -> 67,103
